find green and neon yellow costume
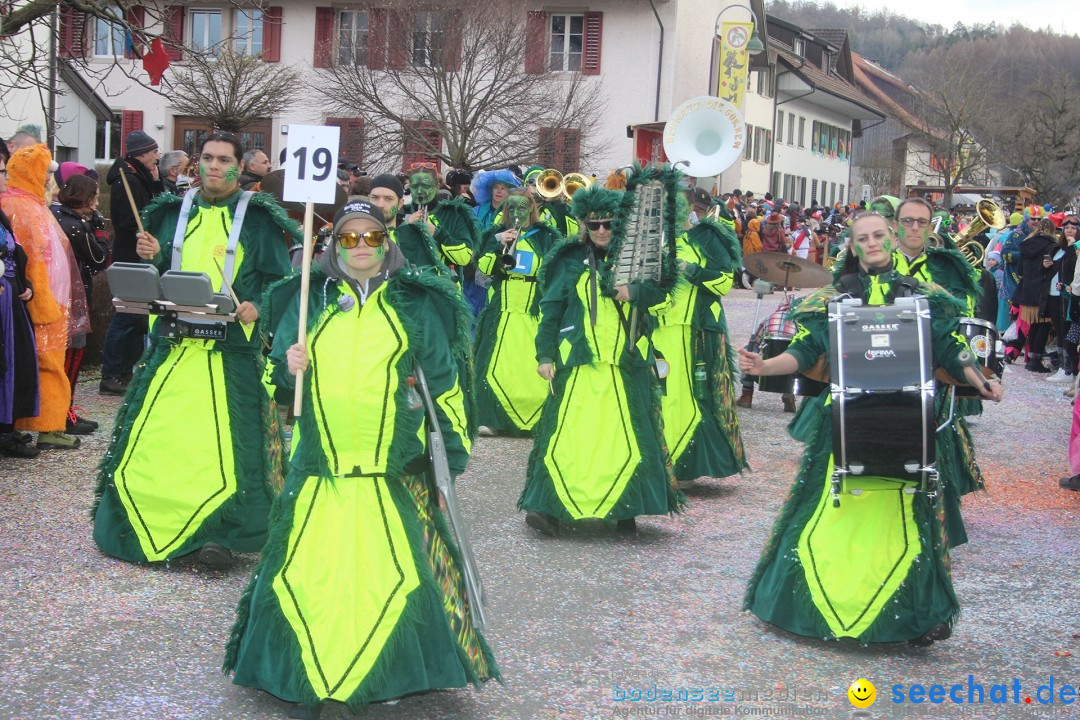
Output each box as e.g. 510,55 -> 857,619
519,232 -> 681,522
745,268 -> 969,643
407,197 -> 478,283
893,245 -> 985,548
652,220 -> 748,482
92,190 -> 296,563
473,221 -> 562,434
226,262 -> 498,709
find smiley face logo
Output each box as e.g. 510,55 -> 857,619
848,678 -> 876,708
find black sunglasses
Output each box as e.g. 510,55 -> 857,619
1063,221 -> 1080,228
586,219 -> 613,232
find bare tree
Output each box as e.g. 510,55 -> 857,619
856,146 -> 894,196
902,41 -> 996,207
0,1 -> 258,136
316,0 -> 606,171
164,46 -> 303,133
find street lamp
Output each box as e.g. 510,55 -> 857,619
708,3 -> 765,95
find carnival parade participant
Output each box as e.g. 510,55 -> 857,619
0,144 -> 90,451
402,164 -> 478,282
467,170 -> 521,319
651,199 -> 747,485
889,196 -> 987,547
519,174 -> 681,537
225,199 -> 498,718
474,190 -> 562,436
0,152 -> 40,459
367,173 -> 445,273
93,133 -> 297,568
741,211 -> 1002,646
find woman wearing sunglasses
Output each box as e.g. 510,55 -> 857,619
519,180 -> 681,537
473,190 -> 562,436
227,198 -> 498,716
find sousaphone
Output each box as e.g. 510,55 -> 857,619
663,95 -> 747,177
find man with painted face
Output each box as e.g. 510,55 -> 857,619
741,211 -> 1002,648
93,132 -> 299,569
403,166 -> 478,283
368,172 -> 446,275
473,190 -> 561,436
226,197 -> 498,716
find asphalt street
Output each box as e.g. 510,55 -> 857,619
1,287 -> 1076,720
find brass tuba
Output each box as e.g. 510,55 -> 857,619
955,199 -> 1005,266
562,172 -> 592,201
536,169 -> 564,200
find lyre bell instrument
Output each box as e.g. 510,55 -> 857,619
536,169 -> 593,201
663,96 -> 747,177
956,199 -> 1005,266
614,179 -> 667,339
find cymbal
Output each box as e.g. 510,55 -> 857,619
743,251 -> 833,288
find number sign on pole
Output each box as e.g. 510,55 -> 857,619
283,124 -> 340,205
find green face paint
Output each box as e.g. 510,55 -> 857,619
505,197 -> 531,228
409,173 -> 437,205
225,165 -> 239,184
198,162 -> 209,182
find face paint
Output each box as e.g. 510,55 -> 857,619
505,197 -> 531,228
225,165 -> 239,184
198,162 -> 210,182
409,173 -> 437,205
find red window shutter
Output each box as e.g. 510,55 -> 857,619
120,111 -> 145,154
401,119 -> 442,172
367,9 -> 388,70
442,13 -> 463,71
163,6 -> 185,61
387,10 -> 411,70
59,7 -> 88,59
262,7 -> 283,62
582,12 -> 603,75
313,7 -> 335,68
124,6 -> 146,60
525,11 -> 547,74
326,117 -> 365,165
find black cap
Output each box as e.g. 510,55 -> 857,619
369,173 -> 404,200
332,197 -> 387,235
125,130 -> 158,157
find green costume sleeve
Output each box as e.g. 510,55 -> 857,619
476,226 -> 502,277
431,200 -> 477,267
929,299 -> 969,383
628,279 -> 674,316
535,276 -> 569,365
785,314 -> 828,372
263,292 -> 300,401
685,221 -> 739,297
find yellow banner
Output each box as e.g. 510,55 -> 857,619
717,21 -> 753,106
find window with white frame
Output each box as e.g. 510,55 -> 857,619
811,179 -> 818,204
793,37 -> 805,56
234,9 -> 263,55
338,10 -> 369,66
412,11 -> 444,68
787,112 -> 795,145
190,9 -> 223,53
776,111 -> 784,143
549,14 -> 584,72
798,117 -> 806,148
756,67 -> 772,98
94,9 -> 125,57
744,124 -> 754,160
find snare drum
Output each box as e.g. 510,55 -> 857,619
954,317 -> 1002,397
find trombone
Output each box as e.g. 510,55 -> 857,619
955,199 -> 1005,266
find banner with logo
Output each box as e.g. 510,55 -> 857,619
717,21 -> 754,106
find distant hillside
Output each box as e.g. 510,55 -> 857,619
765,0 -> 1050,71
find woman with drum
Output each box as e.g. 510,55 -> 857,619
739,211 -> 1002,647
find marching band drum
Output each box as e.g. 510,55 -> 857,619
827,296 -> 938,506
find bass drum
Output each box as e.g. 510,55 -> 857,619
955,317 -> 1002,398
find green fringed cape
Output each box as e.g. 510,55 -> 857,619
746,272 -> 969,642
225,265 -> 497,710
519,166 -> 684,522
473,222 -> 562,434
429,196 -> 481,282
92,190 -> 297,563
653,219 -> 748,481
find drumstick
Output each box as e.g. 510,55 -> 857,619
118,167 -> 145,235
548,378 -> 554,396
213,258 -> 242,310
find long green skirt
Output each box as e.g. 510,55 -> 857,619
226,469 -> 498,709
474,304 -> 548,435
743,395 -> 959,643
652,324 -> 747,482
519,360 -> 681,521
93,338 -> 281,563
